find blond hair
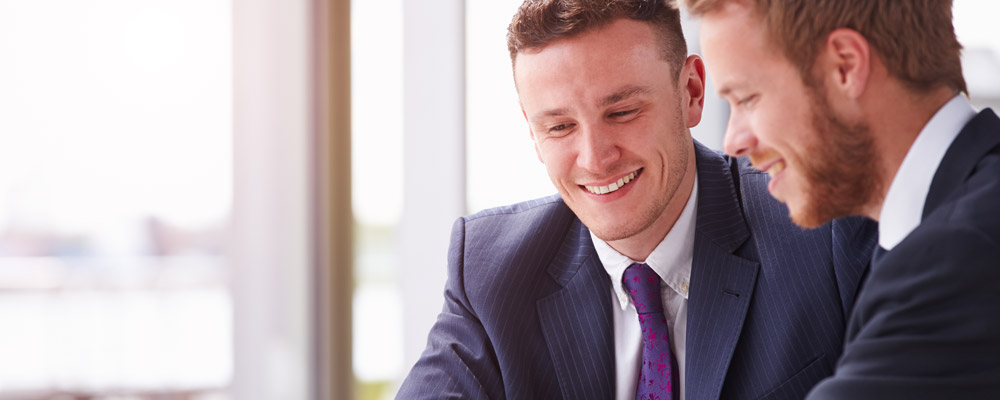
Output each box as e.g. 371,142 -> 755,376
684,0 -> 966,94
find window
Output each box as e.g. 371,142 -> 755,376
0,1 -> 231,398
955,1 -> 1000,110
351,0 -> 405,398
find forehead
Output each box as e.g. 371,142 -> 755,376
513,19 -> 672,106
699,4 -> 787,92
700,4 -> 768,58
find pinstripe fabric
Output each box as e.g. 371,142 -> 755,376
684,149 -> 758,400
397,195 -> 609,400
688,153 -> 878,400
397,141 -> 877,400
537,220 -> 615,398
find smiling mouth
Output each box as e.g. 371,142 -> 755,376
753,159 -> 786,179
583,169 -> 640,195
765,161 -> 786,178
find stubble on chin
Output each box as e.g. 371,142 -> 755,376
584,198 -> 665,243
791,91 -> 880,228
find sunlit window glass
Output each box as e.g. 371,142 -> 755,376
954,0 -> 1000,110
0,1 -> 232,398
351,0 -> 405,399
466,1 -> 552,213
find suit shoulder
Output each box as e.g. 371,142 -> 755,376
459,194 -> 578,270
949,151 -> 1000,229
896,213 -> 1000,270
693,144 -> 766,178
464,194 -> 565,222
453,195 -> 578,309
873,211 -> 1000,308
836,217 -> 1000,397
729,155 -> 775,211
461,194 -> 575,242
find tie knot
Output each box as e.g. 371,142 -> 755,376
622,263 -> 663,314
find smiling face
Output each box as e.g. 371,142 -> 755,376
514,18 -> 703,257
700,3 -> 878,227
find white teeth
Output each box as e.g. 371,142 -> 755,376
767,161 -> 786,178
585,171 -> 637,195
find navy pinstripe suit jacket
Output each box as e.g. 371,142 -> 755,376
398,141 -> 877,400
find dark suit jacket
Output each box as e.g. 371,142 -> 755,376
398,141 -> 877,400
808,109 -> 1000,399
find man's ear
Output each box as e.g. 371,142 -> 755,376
521,105 -> 544,163
680,55 -> 706,128
820,28 -> 871,99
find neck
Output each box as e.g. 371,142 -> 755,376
607,144 -> 697,260
862,84 -> 957,221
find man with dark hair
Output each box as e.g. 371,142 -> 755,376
397,1 -> 876,399
688,0 -> 1000,398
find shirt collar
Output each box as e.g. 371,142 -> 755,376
878,95 -> 976,250
592,175 -> 698,310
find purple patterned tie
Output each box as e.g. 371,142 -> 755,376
623,263 -> 678,400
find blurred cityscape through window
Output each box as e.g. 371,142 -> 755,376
0,1 -> 232,398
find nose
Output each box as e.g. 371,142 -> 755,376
576,125 -> 620,173
722,112 -> 757,158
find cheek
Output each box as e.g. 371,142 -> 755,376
757,116 -> 782,145
538,141 -> 573,177
626,117 -> 666,146
753,104 -> 799,149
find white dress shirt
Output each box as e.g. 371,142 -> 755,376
591,177 -> 698,400
879,95 -> 977,250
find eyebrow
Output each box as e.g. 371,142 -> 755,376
600,85 -> 651,107
531,85 -> 652,120
717,82 -> 746,98
537,108 -> 570,118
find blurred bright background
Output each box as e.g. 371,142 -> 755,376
0,0 -> 231,398
0,0 -> 997,399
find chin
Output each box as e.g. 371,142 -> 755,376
787,196 -> 847,229
588,225 -> 627,242
775,181 -> 822,228
788,208 -> 827,229
587,221 -> 640,242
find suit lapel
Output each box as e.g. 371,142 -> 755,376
685,142 -> 761,400
537,217 -> 615,400
924,108 -> 1000,217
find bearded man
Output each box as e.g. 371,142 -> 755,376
690,0 -> 1000,398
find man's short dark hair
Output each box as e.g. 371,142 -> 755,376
507,0 -> 688,80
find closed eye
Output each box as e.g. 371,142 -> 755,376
736,94 -> 758,108
608,109 -> 638,119
548,123 -> 575,136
